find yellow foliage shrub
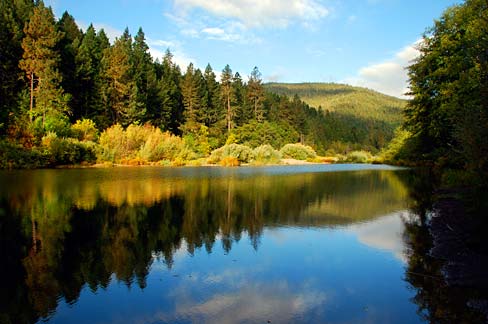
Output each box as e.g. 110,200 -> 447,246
219,156 -> 240,167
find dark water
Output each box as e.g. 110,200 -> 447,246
0,165 -> 482,323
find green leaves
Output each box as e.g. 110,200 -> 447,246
404,0 -> 488,177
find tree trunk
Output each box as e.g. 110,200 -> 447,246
227,94 -> 231,132
30,72 -> 34,123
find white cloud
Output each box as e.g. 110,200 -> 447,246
173,0 -> 329,28
343,40 -> 421,98
202,27 -> 225,36
166,11 -> 261,44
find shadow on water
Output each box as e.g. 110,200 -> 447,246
401,169 -> 488,323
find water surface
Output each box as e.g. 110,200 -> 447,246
0,165 -> 424,323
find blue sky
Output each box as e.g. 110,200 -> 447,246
46,0 -> 459,98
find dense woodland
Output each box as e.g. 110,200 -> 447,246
385,0 -> 488,185
1,0 -> 391,168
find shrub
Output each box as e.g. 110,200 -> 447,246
99,123 -> 197,163
125,124 -> 154,152
209,144 -> 254,164
72,119 -> 99,142
42,133 -> 97,165
0,140 -> 49,169
32,112 -> 72,139
252,145 -> 281,164
345,150 -> 373,163
280,143 -> 317,160
220,156 -> 240,167
139,129 -> 187,162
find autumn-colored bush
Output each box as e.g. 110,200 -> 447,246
139,129 -> 188,162
98,123 -> 196,163
219,156 -> 240,167
71,118 -> 99,142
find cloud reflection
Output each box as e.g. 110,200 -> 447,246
348,211 -> 408,263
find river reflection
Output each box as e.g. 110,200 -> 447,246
1,165 -> 422,323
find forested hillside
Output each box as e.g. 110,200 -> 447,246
265,83 -> 406,152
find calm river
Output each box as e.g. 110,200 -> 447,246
0,164 -> 455,323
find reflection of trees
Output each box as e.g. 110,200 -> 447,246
0,168 -> 409,323
402,171 -> 488,323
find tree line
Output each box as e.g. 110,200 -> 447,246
1,0 -> 346,160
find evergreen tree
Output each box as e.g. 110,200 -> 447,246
101,28 -> 139,126
247,66 -> 265,122
220,65 -> 234,132
75,25 -> 99,122
202,64 -> 221,128
19,1 -> 68,127
0,0 -> 34,133
180,63 -> 205,134
232,72 -> 248,126
160,49 -> 183,133
56,11 -> 82,120
131,28 -> 154,123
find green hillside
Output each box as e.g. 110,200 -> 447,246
265,83 -> 406,153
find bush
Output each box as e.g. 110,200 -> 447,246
209,144 -> 254,164
98,124 -> 126,162
345,150 -> 373,163
252,145 -> 281,164
0,140 -> 49,169
220,156 -> 240,166
72,119 -> 99,142
42,133 -> 97,165
280,143 -> 317,160
32,112 -> 72,139
98,123 -> 197,163
139,129 -> 187,162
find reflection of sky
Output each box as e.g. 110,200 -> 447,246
48,214 -> 421,324
347,211 -> 409,263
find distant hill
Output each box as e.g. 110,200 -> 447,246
264,83 -> 407,153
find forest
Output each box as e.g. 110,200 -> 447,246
0,0 -> 397,169
383,0 -> 488,186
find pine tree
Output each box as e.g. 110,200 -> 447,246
19,1 -> 67,127
57,11 -> 82,120
181,63 -> 205,134
160,49 -> 183,133
0,0 -> 34,133
247,66 -> 265,122
101,28 -> 138,126
232,72 -> 249,126
131,27 -> 154,122
202,64 -> 221,128
220,65 -> 234,132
